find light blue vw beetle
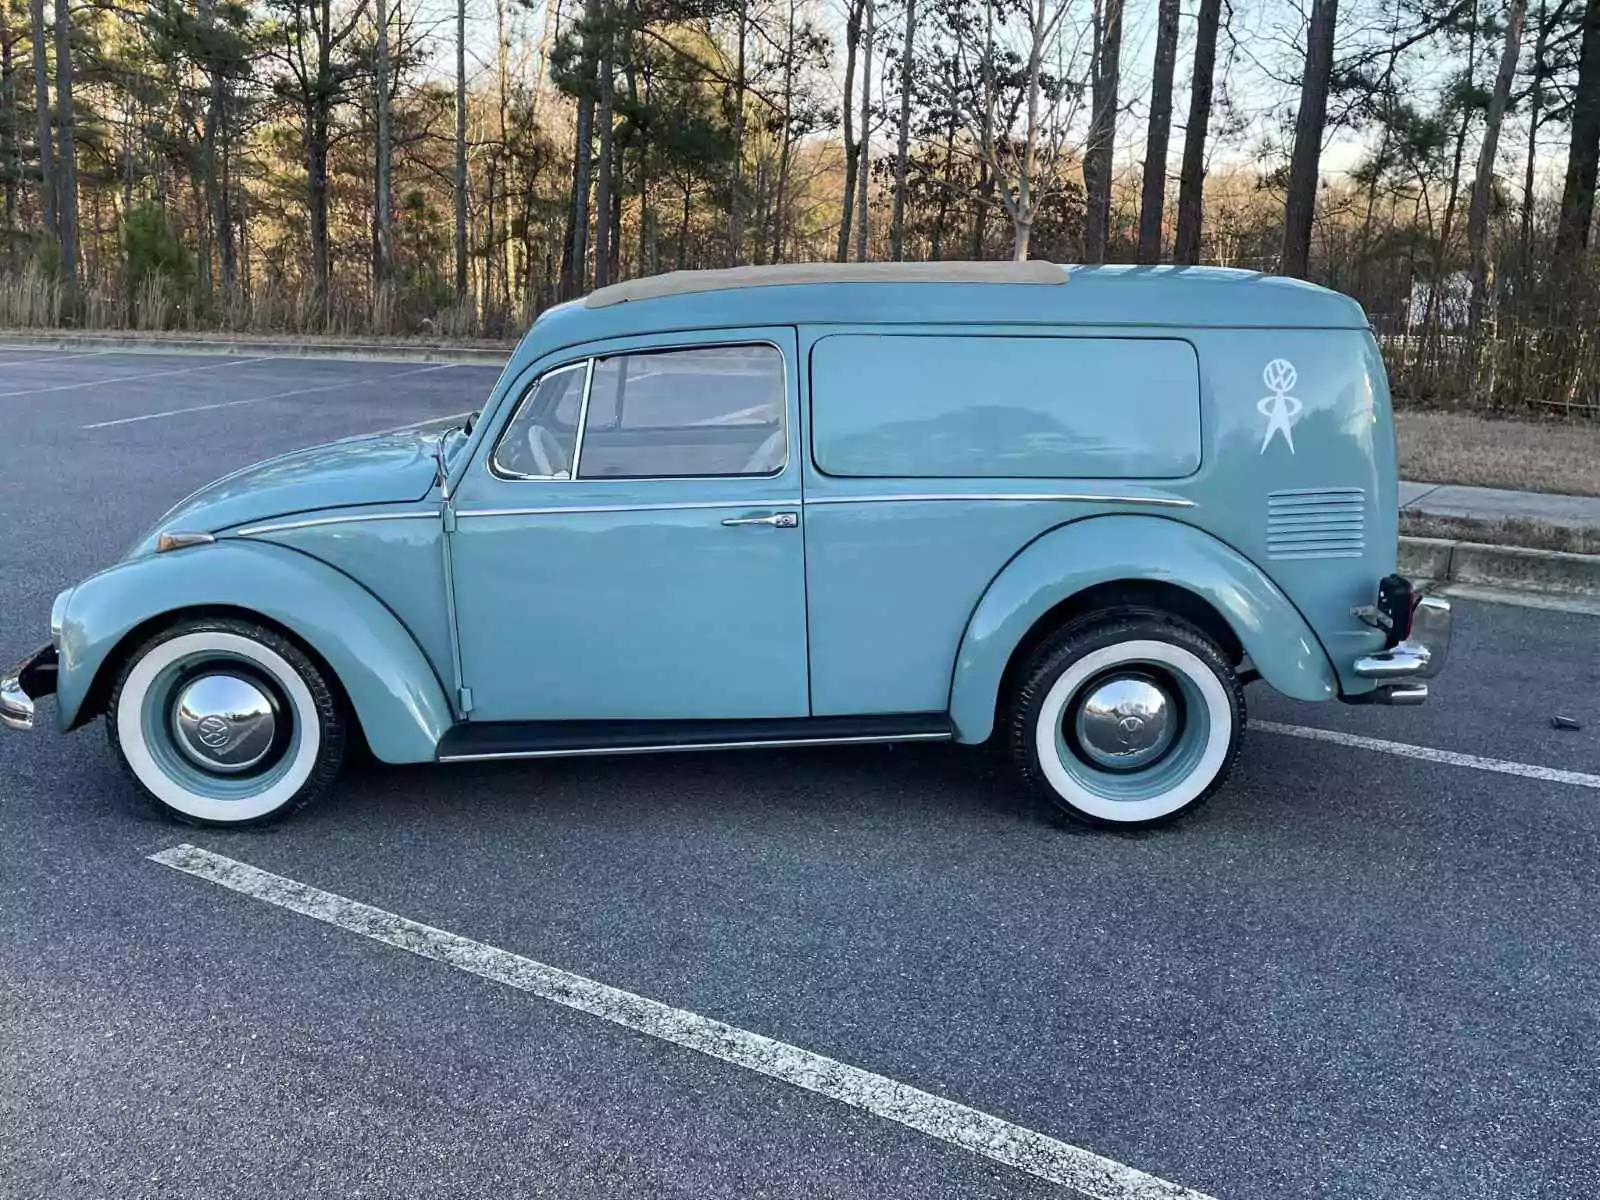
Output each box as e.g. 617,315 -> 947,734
1,262 -> 1450,828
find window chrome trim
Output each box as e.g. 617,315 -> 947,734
802,492 -> 1196,508
455,499 -> 781,520
488,340 -> 791,485
439,730 -> 953,763
489,359 -> 590,482
231,511 -> 440,537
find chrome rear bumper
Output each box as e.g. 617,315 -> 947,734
1,645 -> 57,731
1347,594 -> 1452,705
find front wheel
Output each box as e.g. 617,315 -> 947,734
106,617 -> 346,826
1008,613 -> 1244,828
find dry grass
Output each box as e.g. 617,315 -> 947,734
1397,410 -> 1600,497
1400,511 -> 1600,555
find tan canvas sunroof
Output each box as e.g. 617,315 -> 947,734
584,261 -> 1069,307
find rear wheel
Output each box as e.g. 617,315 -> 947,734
1008,612 -> 1244,828
105,617 -> 345,826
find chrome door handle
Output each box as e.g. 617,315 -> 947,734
721,512 -> 799,528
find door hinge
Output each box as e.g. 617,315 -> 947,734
442,504 -> 457,532
458,686 -> 474,714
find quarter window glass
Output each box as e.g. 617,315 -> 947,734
577,345 -> 786,479
492,363 -> 586,478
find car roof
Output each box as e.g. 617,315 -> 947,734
583,261 -> 1070,306
516,263 -> 1368,367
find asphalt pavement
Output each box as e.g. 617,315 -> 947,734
2,345 -> 1599,1200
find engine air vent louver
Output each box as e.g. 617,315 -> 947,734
1267,488 -> 1366,560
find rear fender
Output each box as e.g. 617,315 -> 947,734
948,515 -> 1338,743
56,540 -> 452,763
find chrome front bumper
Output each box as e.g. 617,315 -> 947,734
1349,595 -> 1452,705
1,645 -> 57,731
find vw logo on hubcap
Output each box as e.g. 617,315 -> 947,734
1074,674 -> 1177,771
172,673 -> 279,774
196,714 -> 235,750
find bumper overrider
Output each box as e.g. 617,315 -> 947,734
1347,579 -> 1452,706
1,644 -> 58,731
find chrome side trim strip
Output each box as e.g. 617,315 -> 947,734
439,730 -> 953,763
456,499 -> 780,519
803,492 -> 1195,508
232,511 -> 439,537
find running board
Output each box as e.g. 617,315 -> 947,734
435,713 -> 954,763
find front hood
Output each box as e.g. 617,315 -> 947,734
130,433 -> 441,555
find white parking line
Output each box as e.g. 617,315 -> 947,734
150,843 -> 1214,1200
82,364 -> 462,429
0,349 -> 117,368
0,355 -> 263,399
1251,719 -> 1600,789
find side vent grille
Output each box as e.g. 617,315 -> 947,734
1267,488 -> 1366,560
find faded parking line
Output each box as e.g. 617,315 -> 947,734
82,363 -> 462,428
150,843 -> 1214,1200
0,349 -> 116,368
1251,719 -> 1600,789
0,355 -> 263,399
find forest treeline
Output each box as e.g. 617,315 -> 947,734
3,0 -> 1600,412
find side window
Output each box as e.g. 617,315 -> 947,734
576,345 -> 786,479
492,362 -> 587,478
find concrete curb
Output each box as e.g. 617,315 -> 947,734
1401,535 -> 1600,596
0,329 -> 514,366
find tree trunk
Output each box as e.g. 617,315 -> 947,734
855,0 -> 874,262
496,0 -> 510,308
835,0 -> 860,262
1136,0 -> 1180,264
609,133 -> 623,281
1520,0 -> 1551,260
1467,0 -> 1526,331
1082,0 -> 1123,263
308,119 -> 330,311
1,1 -> 18,260
771,0 -> 797,262
454,0 -> 469,299
28,0 -> 51,235
728,0 -> 748,264
1173,0 -> 1220,264
971,1 -> 996,259
52,0 -> 74,288
1280,0 -> 1339,279
202,0 -> 235,293
890,0 -> 915,260
1556,0 -> 1600,258
929,104 -> 956,260
594,1 -> 614,289
563,0 -> 600,298
1010,0 -> 1051,262
374,0 -> 392,288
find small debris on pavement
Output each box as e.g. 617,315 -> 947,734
1552,715 -> 1583,731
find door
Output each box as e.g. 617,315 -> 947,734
448,327 -> 809,723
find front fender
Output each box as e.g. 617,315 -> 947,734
56,540 -> 453,763
948,515 -> 1338,743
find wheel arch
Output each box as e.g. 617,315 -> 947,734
947,514 -> 1338,744
76,604 -> 362,748
56,541 -> 452,763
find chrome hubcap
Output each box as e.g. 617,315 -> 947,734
1072,673 -> 1177,771
171,673 -> 278,774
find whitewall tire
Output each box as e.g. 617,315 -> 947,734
1009,613 -> 1244,828
106,617 -> 346,826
